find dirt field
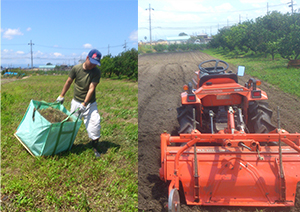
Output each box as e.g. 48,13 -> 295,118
138,51 -> 300,212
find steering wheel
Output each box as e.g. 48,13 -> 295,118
198,59 -> 229,74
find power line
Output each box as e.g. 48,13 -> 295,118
34,43 -> 130,50
154,3 -> 287,14
1,40 -> 138,65
2,40 -> 137,66
139,3 -> 289,31
139,2 -> 293,39
2,41 -> 136,50
1,43 -> 27,46
123,40 -> 127,51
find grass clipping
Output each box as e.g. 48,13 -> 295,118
38,107 -> 73,123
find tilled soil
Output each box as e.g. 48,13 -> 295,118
138,51 -> 300,212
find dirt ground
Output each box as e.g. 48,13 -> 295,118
1,78 -> 19,85
1,76 -> 30,85
138,51 -> 300,212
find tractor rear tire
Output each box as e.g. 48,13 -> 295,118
247,101 -> 276,133
292,182 -> 300,212
177,105 -> 194,134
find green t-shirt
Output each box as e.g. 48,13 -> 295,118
69,64 -> 101,103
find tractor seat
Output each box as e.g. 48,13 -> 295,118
199,73 -> 238,87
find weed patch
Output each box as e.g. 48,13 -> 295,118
1,76 -> 138,211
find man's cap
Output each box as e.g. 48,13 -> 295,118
88,49 -> 101,66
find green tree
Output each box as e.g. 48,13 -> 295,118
153,44 -> 167,53
100,54 -> 114,78
168,44 -> 179,52
179,32 -> 188,36
99,49 -> 138,80
278,22 -> 300,60
120,48 -> 138,80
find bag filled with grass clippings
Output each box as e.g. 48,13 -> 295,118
15,100 -> 82,156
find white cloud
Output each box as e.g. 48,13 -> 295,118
53,52 -> 63,57
81,51 -> 88,56
83,43 -> 93,48
166,0 -> 206,13
35,51 -> 44,56
215,3 -> 234,12
27,27 -> 32,31
252,3 -> 261,8
1,49 -> 86,67
129,30 -> 138,41
240,0 -> 267,3
2,28 -> 23,40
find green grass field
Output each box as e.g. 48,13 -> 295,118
202,49 -> 300,98
1,75 -> 138,211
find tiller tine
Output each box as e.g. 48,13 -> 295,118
160,130 -> 300,207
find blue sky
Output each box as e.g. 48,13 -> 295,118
138,0 -> 297,42
1,0 -> 138,68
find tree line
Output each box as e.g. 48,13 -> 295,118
100,48 -> 138,81
153,43 -> 205,53
1,48 -> 138,81
209,11 -> 300,60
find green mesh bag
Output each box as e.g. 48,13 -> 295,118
15,100 -> 82,156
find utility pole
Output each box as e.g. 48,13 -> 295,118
267,2 -> 269,15
146,4 -> 154,46
28,40 -> 34,69
124,40 -> 127,51
288,0 -> 295,14
108,44 -> 110,55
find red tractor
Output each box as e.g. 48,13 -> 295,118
159,60 -> 300,211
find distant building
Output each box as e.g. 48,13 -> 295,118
155,40 -> 168,45
166,35 -> 191,44
194,33 -> 213,44
197,33 -> 208,39
139,33 -> 214,46
38,65 -> 56,71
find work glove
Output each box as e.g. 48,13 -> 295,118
56,95 -> 64,104
78,103 -> 86,114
